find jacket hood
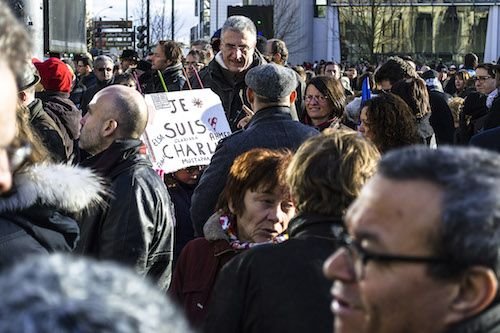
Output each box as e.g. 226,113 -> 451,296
203,212 -> 229,242
0,163 -> 107,214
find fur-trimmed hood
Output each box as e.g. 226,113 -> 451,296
0,163 -> 107,214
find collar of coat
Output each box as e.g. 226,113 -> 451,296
287,212 -> 343,239
447,301 -> 500,333
0,163 -> 107,214
203,211 -> 229,242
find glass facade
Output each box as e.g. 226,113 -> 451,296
336,3 -> 490,63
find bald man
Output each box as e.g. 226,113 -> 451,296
76,85 -> 175,291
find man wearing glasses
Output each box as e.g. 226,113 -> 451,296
324,145 -> 500,333
474,63 -> 497,110
80,55 -> 115,115
189,15 -> 266,132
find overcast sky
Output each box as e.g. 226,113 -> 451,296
88,0 -> 198,44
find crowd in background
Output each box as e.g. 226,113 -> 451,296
1,4 -> 500,333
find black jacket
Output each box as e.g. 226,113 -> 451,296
143,63 -> 186,94
483,95 -> 500,130
428,90 -> 455,145
190,106 -> 319,236
0,164 -> 105,271
190,53 -> 266,131
27,98 -> 67,162
37,91 -> 81,162
204,213 -> 342,333
76,139 -> 175,291
70,72 -> 97,108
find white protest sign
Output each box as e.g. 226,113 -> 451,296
143,89 -> 232,173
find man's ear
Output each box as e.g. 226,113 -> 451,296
289,90 -> 297,104
18,91 -> 27,103
102,119 -> 118,138
445,266 -> 498,325
246,88 -> 255,105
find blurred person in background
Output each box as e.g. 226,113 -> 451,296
0,254 -> 192,333
358,92 -> 421,153
144,40 -> 186,93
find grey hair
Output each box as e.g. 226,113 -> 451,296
379,145 -> 500,279
94,55 -> 114,68
0,254 -> 192,333
0,1 -> 32,85
222,15 -> 257,42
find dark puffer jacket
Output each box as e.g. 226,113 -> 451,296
76,139 -> 175,291
0,164 -> 105,271
204,213 -> 342,333
143,63 -> 186,94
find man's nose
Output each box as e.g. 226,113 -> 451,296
323,248 -> 356,282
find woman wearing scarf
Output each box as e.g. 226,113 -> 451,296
168,148 -> 295,328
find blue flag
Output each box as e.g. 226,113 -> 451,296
361,77 -> 371,104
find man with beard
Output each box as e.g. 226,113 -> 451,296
76,85 -> 175,291
144,40 -> 185,93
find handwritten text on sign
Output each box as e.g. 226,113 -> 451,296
144,89 -> 232,173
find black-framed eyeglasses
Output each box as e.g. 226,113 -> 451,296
474,76 -> 492,82
336,231 -> 449,280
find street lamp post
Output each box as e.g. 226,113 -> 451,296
95,6 -> 113,53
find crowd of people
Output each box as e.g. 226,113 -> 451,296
0,3 -> 500,332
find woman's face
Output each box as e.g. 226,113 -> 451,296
235,186 -> 295,243
358,107 -> 373,141
455,76 -> 465,91
305,84 -> 332,125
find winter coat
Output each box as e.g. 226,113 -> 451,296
0,164 -> 105,271
204,213 -> 342,333
143,63 -> 186,94
428,90 -> 455,145
190,106 -> 319,236
27,98 -> 67,162
76,139 -> 175,291
483,95 -> 500,130
37,91 -> 82,162
70,72 -> 97,108
168,181 -> 196,266
189,52 -> 266,131
169,213 -> 239,328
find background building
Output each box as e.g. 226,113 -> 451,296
194,0 -> 499,65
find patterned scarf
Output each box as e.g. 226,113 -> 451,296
219,214 -> 288,250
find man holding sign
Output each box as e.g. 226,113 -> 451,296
191,63 -> 319,236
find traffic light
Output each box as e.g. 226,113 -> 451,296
136,25 -> 148,49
